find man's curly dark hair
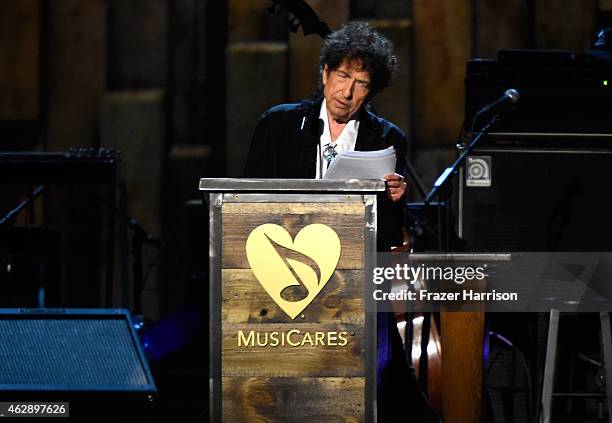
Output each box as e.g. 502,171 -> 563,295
319,21 -> 398,95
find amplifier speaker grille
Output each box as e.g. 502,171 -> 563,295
0,309 -> 155,393
461,147 -> 612,252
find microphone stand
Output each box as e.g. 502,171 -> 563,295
404,115 -> 499,253
128,218 -> 159,315
0,185 -> 46,226
425,115 -> 499,205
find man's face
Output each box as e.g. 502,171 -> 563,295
322,59 -> 371,123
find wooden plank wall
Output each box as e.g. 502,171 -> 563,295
169,0 -> 201,146
441,311 -> 485,423
225,0 -> 288,177
46,0 -> 106,150
413,0 -> 470,149
47,0 -> 107,150
0,0 -> 39,121
288,0 -> 349,101
367,19 -> 413,142
474,0 -> 530,58
107,0 -> 167,89
536,0 -> 598,51
228,0 -> 288,43
225,42 -> 288,177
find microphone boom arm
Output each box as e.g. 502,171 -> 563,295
424,115 -> 499,205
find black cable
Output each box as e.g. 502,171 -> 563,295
140,217 -> 187,292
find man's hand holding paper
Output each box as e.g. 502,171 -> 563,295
383,172 -> 407,202
323,146 -> 407,201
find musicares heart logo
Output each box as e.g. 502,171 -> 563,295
246,224 -> 341,319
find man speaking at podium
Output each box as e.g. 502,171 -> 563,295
245,21 -> 406,252
244,21 -> 438,423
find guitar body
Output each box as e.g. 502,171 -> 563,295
410,312 -> 443,416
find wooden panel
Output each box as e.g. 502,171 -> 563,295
169,0 -> 199,146
47,0 -> 106,150
99,90 -> 164,318
228,0 -> 287,43
288,0 -> 349,101
351,0 -> 411,19
475,0 -> 529,58
440,311 -> 485,423
222,323 -> 364,377
226,42 -> 288,177
107,0 -> 168,88
366,19 -> 412,139
218,197 -> 370,422
100,90 -> 164,233
0,0 -> 39,120
602,0 -> 612,11
413,0 -> 470,147
222,269 -> 365,324
222,377 -> 365,422
536,0 -> 597,51
221,202 -> 365,269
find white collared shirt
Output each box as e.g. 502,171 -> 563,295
315,99 -> 360,178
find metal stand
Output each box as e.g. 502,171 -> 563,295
540,311 -> 612,423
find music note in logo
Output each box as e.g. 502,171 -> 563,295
246,224 -> 341,319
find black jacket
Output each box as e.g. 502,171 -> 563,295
244,96 -> 408,250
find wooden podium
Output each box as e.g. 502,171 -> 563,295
200,179 -> 385,423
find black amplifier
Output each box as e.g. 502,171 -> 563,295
459,141 -> 612,252
465,50 -> 612,135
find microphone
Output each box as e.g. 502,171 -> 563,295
298,101 -> 324,138
477,88 -> 520,115
299,100 -> 314,131
470,88 -> 519,132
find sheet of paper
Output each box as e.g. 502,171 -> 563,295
324,146 -> 396,179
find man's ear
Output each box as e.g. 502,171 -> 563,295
322,64 -> 329,85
